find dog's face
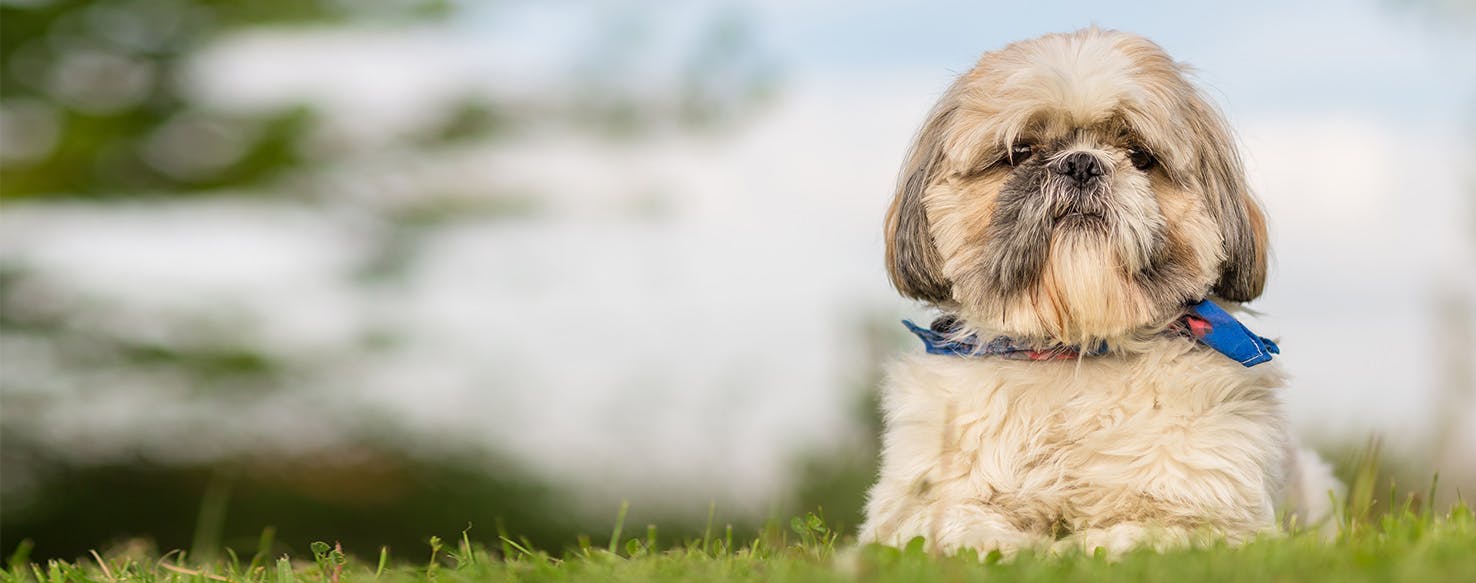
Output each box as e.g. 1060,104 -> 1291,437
886,29 -> 1268,344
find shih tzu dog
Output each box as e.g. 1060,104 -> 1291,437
858,28 -> 1341,555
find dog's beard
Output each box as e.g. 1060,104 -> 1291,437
976,172 -> 1168,343
1033,228 -> 1156,343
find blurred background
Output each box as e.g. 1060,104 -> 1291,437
1,0 -> 1473,562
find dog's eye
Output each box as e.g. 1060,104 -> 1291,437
1008,143 -> 1034,166
1127,146 -> 1157,171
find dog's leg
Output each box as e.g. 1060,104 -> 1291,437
1052,456 -> 1281,555
1055,523 -> 1190,556
859,450 -> 1047,556
860,358 -> 1056,556
1052,521 -> 1261,558
859,490 -> 1047,556
1047,439 -> 1281,554
926,502 -> 1048,556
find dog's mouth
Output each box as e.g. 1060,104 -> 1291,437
1054,210 -> 1106,228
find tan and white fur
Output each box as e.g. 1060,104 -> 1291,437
858,28 -> 1341,556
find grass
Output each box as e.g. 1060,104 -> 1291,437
6,443 -> 1472,582
4,500 -> 1474,583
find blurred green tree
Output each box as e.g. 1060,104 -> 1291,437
1,0 -> 791,562
0,0 -> 451,200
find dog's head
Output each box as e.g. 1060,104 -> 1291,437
885,28 -> 1267,345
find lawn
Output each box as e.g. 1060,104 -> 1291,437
6,502 -> 1474,583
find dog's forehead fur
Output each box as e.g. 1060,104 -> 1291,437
946,30 -> 1196,174
985,30 -> 1151,124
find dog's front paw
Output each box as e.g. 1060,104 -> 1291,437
1054,523 -> 1191,558
928,504 -> 1047,558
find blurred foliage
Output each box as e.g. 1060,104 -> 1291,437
0,0 -> 791,563
0,0 -> 450,200
0,0 -> 776,200
0,263 -> 285,395
0,436 -> 581,560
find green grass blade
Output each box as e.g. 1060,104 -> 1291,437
607,501 -> 630,555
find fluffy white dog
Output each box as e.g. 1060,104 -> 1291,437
857,28 -> 1341,556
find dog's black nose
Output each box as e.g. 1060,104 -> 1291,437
1051,152 -> 1104,186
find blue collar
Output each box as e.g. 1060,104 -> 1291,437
902,299 -> 1279,367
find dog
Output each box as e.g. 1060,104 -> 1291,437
857,28 -> 1341,556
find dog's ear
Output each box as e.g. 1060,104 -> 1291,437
1212,191 -> 1268,302
1187,98 -> 1268,302
884,96 -> 955,304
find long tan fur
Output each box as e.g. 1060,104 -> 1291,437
863,28 -> 1339,556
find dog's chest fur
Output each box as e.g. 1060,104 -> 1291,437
861,338 -> 1288,549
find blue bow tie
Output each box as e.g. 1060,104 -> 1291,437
902,299 -> 1279,367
